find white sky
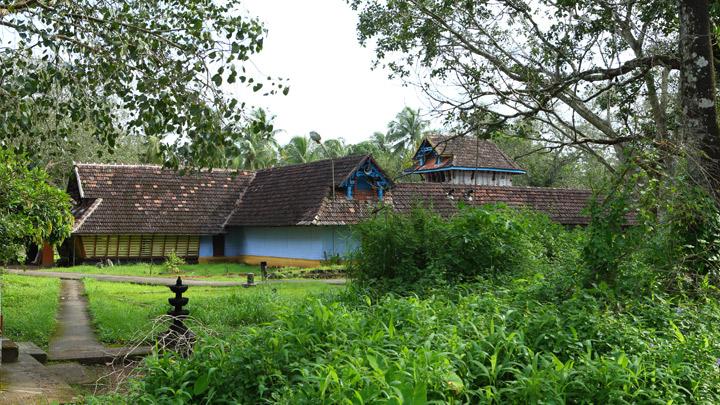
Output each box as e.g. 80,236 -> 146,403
238,0 -> 429,145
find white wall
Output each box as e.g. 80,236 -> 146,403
448,171 -> 513,186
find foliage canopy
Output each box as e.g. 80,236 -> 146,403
0,149 -> 73,263
0,0 -> 287,169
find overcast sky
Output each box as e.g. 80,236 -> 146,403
238,0 -> 429,145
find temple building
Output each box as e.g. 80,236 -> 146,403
62,136 -> 593,267
405,135 -> 525,186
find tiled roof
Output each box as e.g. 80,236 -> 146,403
69,158 -> 600,233
71,164 -> 255,234
226,155 -> 372,227
296,183 -> 595,226
388,183 -> 593,225
310,197 -> 383,225
409,136 -> 524,173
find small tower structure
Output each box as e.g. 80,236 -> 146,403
405,135 -> 525,186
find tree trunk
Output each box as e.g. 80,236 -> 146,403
679,0 -> 720,199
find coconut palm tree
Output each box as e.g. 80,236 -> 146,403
371,131 -> 393,154
229,108 -> 280,169
281,136 -> 319,164
319,138 -> 348,159
387,107 -> 428,156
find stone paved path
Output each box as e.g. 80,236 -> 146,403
48,280 -> 151,363
5,269 -> 346,287
48,280 -> 107,361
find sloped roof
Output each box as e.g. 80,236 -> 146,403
226,155 -> 373,227
69,157 -> 599,233
408,136 -> 524,173
388,183 -> 593,225
309,197 -> 383,226
71,164 -> 255,234
298,183 -> 596,226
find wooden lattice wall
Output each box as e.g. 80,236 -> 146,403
78,234 -> 200,259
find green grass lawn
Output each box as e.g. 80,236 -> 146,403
83,278 -> 342,344
41,262 -> 258,279
39,262 -> 345,281
1,273 -> 60,349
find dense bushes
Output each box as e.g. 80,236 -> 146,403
582,174 -> 720,293
92,203 -> 720,403
349,204 -> 570,292
118,282 -> 720,403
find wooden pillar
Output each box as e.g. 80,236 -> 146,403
41,242 -> 54,267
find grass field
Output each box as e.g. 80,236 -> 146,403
41,262 -> 258,278
38,262 -> 344,281
1,273 -> 60,349
83,278 -> 343,344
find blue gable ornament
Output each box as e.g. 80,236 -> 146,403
341,158 -> 392,200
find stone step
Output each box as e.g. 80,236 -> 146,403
0,353 -> 77,404
17,341 -> 48,364
48,345 -> 153,364
2,338 -> 19,363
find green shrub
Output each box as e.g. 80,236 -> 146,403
349,204 -> 566,293
117,282 -> 720,404
584,168 -> 720,293
582,192 -> 640,286
163,251 -> 186,274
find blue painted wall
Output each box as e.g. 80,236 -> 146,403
224,226 -> 357,260
199,235 -> 214,257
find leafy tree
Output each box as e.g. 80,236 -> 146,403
678,0 -> 720,199
280,136 -> 319,164
387,107 -> 428,155
318,138 -> 349,159
0,0 -> 287,169
229,109 -> 280,170
0,149 -> 73,264
370,131 -> 394,155
494,133 -> 613,189
10,130 -> 145,185
141,136 -> 164,165
348,1 -> 681,175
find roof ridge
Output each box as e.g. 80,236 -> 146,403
75,162 -> 254,174
220,171 -> 259,230
72,198 -> 103,233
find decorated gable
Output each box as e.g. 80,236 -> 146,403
341,158 -> 392,201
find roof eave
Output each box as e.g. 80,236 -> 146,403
73,165 -> 85,199
411,166 -> 527,175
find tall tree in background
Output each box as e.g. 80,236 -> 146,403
318,138 -> 349,159
370,131 -> 393,154
281,136 -> 319,164
229,109 -> 280,170
495,133 -> 613,189
349,0 -> 679,173
678,0 -> 720,198
141,136 -> 164,165
0,0 -> 287,169
387,107 -> 429,155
